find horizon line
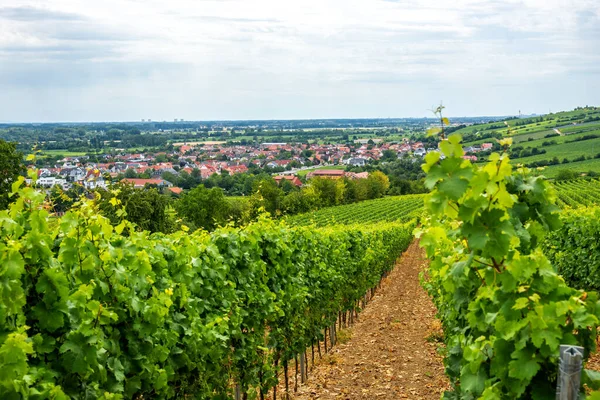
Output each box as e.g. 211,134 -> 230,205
0,113 -> 529,125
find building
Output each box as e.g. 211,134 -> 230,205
266,160 -> 291,168
37,177 -> 68,188
167,187 -> 183,195
349,171 -> 369,179
306,169 -> 346,179
274,175 -> 303,187
413,148 -> 427,157
344,157 -> 368,167
121,178 -> 173,189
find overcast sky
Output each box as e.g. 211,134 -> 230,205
0,0 -> 599,122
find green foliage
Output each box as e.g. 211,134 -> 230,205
418,133 -> 600,398
0,139 -> 25,209
304,177 -> 345,207
95,183 -> 178,233
176,184 -> 232,230
555,169 -> 579,181
250,177 -> 284,216
545,206 -> 600,292
366,170 -> 390,198
0,179 -> 415,399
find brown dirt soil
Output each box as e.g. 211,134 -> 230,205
586,340 -> 600,371
288,239 -> 449,399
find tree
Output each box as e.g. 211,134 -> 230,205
124,168 -> 138,178
96,183 -> 176,233
366,171 -> 390,199
176,185 -> 231,231
250,178 -> 284,216
343,177 -> 358,203
306,177 -> 345,207
48,184 -> 84,214
381,149 -> 397,162
279,179 -> 296,194
281,191 -> 311,215
555,169 -> 578,181
0,140 -> 25,209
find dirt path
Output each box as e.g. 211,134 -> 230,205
291,239 -> 449,399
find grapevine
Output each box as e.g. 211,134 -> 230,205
0,177 -> 415,399
417,133 -> 600,398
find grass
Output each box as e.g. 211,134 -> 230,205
540,158 -> 600,178
512,137 -> 600,164
336,329 -> 352,344
38,150 -> 90,157
518,129 -> 600,148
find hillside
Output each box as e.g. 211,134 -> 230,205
456,106 -> 600,177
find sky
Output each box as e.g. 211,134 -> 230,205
0,0 -> 599,122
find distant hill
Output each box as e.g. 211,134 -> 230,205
458,106 -> 600,178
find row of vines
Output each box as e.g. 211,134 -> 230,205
0,178 -> 415,399
545,206 -> 600,292
418,133 -> 600,398
553,178 -> 600,208
286,194 -> 424,227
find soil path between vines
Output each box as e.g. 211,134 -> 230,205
291,239 -> 449,399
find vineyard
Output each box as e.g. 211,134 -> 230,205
8,139 -> 600,399
0,177 -> 416,399
286,194 -> 425,227
553,178 -> 600,208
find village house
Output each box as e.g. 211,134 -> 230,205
121,178 -> 173,189
413,148 -> 427,157
306,169 -> 346,179
274,175 -> 303,187
343,157 -> 368,167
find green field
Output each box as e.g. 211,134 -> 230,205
38,150 -> 90,157
513,136 -> 600,164
460,107 -> 600,177
541,158 -> 600,178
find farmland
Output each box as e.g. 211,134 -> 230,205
459,107 -> 600,176
287,194 -> 424,226
553,178 -> 600,208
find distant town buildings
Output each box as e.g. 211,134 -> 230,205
29,135 -> 439,195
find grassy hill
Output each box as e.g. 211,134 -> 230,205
457,106 -> 600,177
455,106 -> 600,139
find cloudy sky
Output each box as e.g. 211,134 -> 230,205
0,0 -> 599,122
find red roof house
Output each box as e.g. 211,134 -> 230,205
274,175 -> 303,187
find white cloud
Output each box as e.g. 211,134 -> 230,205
0,0 -> 598,121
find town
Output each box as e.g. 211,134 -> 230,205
31,138 -> 495,194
